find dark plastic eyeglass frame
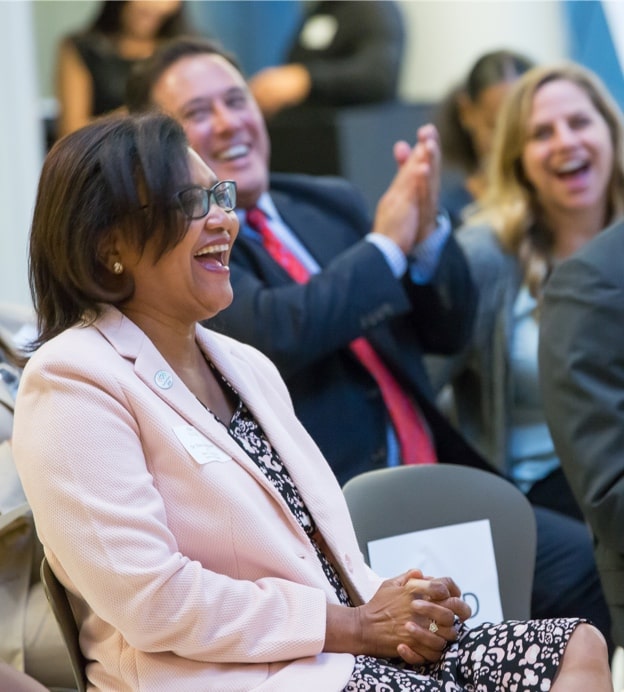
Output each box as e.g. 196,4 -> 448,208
173,180 -> 237,219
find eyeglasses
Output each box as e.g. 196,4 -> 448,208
173,180 -> 237,219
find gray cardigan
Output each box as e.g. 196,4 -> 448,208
427,224 -> 523,474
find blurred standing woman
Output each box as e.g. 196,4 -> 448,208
55,0 -> 187,138
437,49 -> 535,228
11,112 -> 610,690
431,62 -> 624,521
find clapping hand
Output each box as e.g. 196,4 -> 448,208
372,125 -> 442,255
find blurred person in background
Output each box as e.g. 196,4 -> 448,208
540,177 -> 624,651
430,61 -> 624,522
249,1 -> 405,120
55,0 -> 188,138
0,333 -> 75,689
436,49 -> 535,228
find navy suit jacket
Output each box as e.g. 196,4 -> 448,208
208,173 -> 492,484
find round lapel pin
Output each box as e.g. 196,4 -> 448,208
154,370 -> 173,389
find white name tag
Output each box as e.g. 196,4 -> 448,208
173,425 -> 231,465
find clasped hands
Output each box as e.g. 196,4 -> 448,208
357,568 -> 471,666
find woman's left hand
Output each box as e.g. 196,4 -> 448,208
395,572 -> 472,665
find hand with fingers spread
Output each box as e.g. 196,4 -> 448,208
372,124 -> 443,255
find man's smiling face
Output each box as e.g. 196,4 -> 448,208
151,53 -> 271,210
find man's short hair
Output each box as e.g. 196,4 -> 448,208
125,36 -> 243,113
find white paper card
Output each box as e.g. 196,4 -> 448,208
368,519 -> 503,626
173,426 -> 231,465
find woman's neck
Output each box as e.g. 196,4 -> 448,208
118,305 -> 235,422
114,35 -> 159,60
120,305 -> 196,365
465,171 -> 488,202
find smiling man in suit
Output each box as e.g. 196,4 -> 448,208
125,37 -> 612,636
126,37 -> 483,484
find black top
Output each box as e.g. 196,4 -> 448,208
69,32 -> 136,116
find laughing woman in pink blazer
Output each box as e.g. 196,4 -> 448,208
12,112 -> 610,691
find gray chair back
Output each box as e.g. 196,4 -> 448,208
342,464 -> 536,620
40,556 -> 87,692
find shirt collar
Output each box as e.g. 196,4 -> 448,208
237,192 -> 278,224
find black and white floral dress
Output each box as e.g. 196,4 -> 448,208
209,368 -> 582,691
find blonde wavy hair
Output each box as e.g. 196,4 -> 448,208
469,61 -> 624,297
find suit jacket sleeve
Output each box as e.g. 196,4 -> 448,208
402,231 -> 477,356
210,179 -> 476,378
425,224 -> 507,396
539,244 -> 624,555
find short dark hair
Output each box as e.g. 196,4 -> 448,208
125,36 -> 242,113
29,112 -> 191,347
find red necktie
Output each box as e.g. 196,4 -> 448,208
246,207 -> 437,465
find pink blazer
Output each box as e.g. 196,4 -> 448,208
13,306 -> 382,691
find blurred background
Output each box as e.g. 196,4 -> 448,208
2,0 -> 624,307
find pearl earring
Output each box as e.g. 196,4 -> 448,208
112,261 -> 124,275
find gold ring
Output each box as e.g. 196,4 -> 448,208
428,620 -> 439,633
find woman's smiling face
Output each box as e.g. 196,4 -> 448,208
521,78 -> 613,222
116,148 -> 239,326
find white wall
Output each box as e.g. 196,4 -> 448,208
0,1 -> 44,308
34,0 -> 97,119
397,0 -> 569,102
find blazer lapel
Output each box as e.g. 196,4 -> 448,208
198,332 -> 371,604
96,309 -> 367,600
95,309 -> 316,532
201,328 -> 349,542
93,309 -> 259,477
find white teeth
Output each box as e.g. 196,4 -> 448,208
557,159 -> 586,174
195,244 -> 229,257
217,144 -> 249,161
